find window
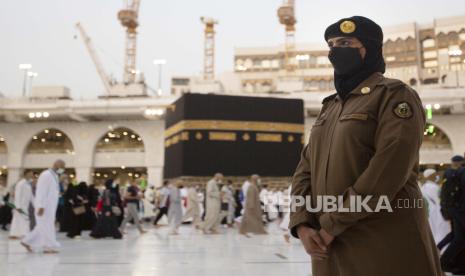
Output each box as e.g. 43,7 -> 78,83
460,33 -> 465,41
424,60 -> 438,68
261,59 -> 270,68
271,59 -> 280,68
244,59 -> 253,68
449,45 -> 461,52
319,80 -> 328,90
406,37 -> 416,51
172,78 -> 190,86
96,128 -> 144,153
316,56 -> 330,65
386,56 -> 396,62
406,56 -> 416,61
423,51 -> 437,59
422,38 -> 435,48
26,129 -> 74,154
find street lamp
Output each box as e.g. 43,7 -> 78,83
153,59 -> 166,96
27,71 -> 38,96
18,64 -> 32,97
448,49 -> 463,87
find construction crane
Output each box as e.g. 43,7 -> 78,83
277,0 -> 297,72
200,17 -> 218,81
118,0 -> 141,84
75,0 -> 147,97
75,22 -> 113,94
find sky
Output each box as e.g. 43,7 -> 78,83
1,0 -> 465,99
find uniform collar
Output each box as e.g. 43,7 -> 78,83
335,72 -> 384,101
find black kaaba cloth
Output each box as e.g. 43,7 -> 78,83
163,93 -> 304,178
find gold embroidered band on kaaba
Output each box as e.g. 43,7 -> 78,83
164,120 -> 305,148
165,120 -> 304,138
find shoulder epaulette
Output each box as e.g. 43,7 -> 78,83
322,93 -> 337,104
376,78 -> 406,91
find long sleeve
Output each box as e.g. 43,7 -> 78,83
245,185 -> 260,211
0,187 -> 5,205
16,181 -> 33,210
319,87 -> 425,236
422,183 -> 440,206
289,144 -> 319,238
29,184 -> 35,208
189,190 -> 200,203
35,172 -> 51,209
207,181 -> 220,199
228,189 -> 234,204
14,180 -> 23,208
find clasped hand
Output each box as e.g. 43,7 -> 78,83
297,225 -> 335,261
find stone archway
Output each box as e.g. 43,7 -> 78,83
92,127 -> 146,185
23,128 -> 76,181
420,123 -> 453,164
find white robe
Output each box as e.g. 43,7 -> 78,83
10,178 -> 34,237
142,188 -> 155,218
279,187 -> 291,231
22,169 -> 60,251
241,181 -> 250,204
183,187 -> 201,226
421,180 -> 451,244
202,179 -> 221,232
0,185 -> 7,206
167,186 -> 182,231
221,185 -> 235,224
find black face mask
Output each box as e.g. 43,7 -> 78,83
328,47 -> 363,75
328,39 -> 386,100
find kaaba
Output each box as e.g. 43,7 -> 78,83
163,93 -> 304,179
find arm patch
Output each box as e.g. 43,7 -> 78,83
393,102 -> 413,119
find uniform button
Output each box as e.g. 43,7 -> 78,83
361,87 -> 371,94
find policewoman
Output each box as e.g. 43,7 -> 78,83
289,16 -> 443,276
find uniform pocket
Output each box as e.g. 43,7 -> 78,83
339,113 -> 368,121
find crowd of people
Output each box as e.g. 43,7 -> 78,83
2,154 -> 462,273
0,160 -> 292,253
419,155 -> 465,274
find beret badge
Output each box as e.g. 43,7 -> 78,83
340,20 -> 356,34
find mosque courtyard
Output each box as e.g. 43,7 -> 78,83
0,223 -> 310,276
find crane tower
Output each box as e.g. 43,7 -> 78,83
277,0 -> 297,72
200,17 -> 218,81
75,23 -> 113,94
76,0 -> 147,97
118,0 -> 141,84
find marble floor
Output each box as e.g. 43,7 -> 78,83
0,223 -> 311,276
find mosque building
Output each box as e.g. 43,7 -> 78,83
2,14 -> 465,188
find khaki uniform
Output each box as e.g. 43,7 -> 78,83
240,183 -> 267,234
289,73 -> 443,276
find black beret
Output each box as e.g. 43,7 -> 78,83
451,155 -> 465,162
324,16 -> 383,46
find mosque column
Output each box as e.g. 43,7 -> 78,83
6,138 -> 25,188
6,167 -> 21,189
75,167 -> 92,184
147,166 -> 163,187
69,123 -> 97,185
